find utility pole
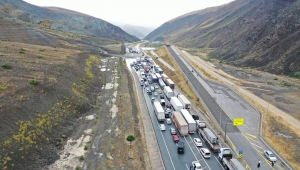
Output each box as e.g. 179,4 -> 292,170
224,119 -> 233,143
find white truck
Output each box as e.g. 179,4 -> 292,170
172,111 -> 188,136
163,86 -> 174,99
180,109 -> 196,133
218,148 -> 246,170
161,73 -> 169,82
178,94 -> 191,110
198,122 -> 220,152
170,97 -> 183,111
153,101 -> 165,121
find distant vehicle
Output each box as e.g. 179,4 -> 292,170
172,111 -> 188,136
166,118 -> 172,125
155,85 -> 159,89
160,99 -> 165,106
170,97 -> 184,111
192,114 -> 199,120
264,150 -> 277,162
198,121 -> 220,152
158,89 -> 162,94
177,142 -> 184,154
218,148 -> 246,170
160,94 -> 164,99
154,92 -> 158,96
159,124 -> 166,131
151,97 -> 155,102
200,148 -> 211,158
163,86 -> 174,99
170,127 -> 176,135
165,108 -> 171,118
150,86 -> 155,92
166,104 -> 172,109
180,109 -> 197,133
178,94 -> 191,110
190,161 -> 202,170
193,138 -> 202,147
153,101 -> 165,122
172,134 -> 179,143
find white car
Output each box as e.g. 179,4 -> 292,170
264,150 -> 277,162
191,161 -> 202,170
154,92 -> 158,96
159,124 -> 166,131
193,138 -> 202,147
200,148 -> 211,158
166,118 -> 172,124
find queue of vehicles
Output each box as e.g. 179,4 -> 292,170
131,55 -> 246,169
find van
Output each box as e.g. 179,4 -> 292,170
150,86 -> 155,92
160,99 -> 165,106
177,142 -> 184,154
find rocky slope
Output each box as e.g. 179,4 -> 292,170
0,0 -> 140,42
145,0 -> 300,76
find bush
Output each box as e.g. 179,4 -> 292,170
37,56 -> 43,58
294,72 -> 300,79
75,166 -> 81,170
274,77 -> 278,80
79,155 -> 84,161
267,81 -> 273,85
1,64 -> 12,69
84,145 -> 88,150
29,80 -> 39,85
283,82 -> 291,87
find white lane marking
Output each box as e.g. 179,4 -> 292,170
214,156 -> 226,170
228,107 -> 232,112
185,164 -> 189,170
250,142 -> 262,149
187,135 -> 212,170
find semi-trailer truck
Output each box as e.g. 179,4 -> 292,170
151,73 -> 158,83
180,109 -> 196,133
170,97 -> 184,111
178,94 -> 191,110
172,111 -> 188,136
198,122 -> 220,152
153,101 -> 165,121
218,148 -> 246,170
163,86 -> 174,99
165,78 -> 175,89
161,74 -> 169,82
158,79 -> 166,89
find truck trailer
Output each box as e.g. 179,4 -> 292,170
180,109 -> 196,133
178,94 -> 191,110
161,74 -> 169,82
158,79 -> 166,89
218,148 -> 246,170
155,73 -> 162,79
170,97 -> 184,111
153,101 -> 165,121
198,122 -> 220,152
151,73 -> 158,83
157,68 -> 163,75
165,78 -> 175,89
163,86 -> 174,99
172,111 -> 188,136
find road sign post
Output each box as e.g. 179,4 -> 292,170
233,118 -> 244,126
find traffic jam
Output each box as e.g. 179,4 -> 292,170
131,52 -> 246,170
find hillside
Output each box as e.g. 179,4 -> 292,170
145,0 -> 300,76
0,0 -> 140,42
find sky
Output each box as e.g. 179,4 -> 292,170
23,0 -> 234,28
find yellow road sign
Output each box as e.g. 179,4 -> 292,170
234,118 -> 244,126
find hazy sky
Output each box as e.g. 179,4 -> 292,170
23,0 -> 234,28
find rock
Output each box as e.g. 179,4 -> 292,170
61,134 -> 67,138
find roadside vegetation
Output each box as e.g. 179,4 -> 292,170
149,46 -> 205,112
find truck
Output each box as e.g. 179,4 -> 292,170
172,111 -> 188,136
165,78 -> 175,89
170,97 -> 184,111
198,122 -> 220,152
158,79 -> 166,89
157,68 -> 163,74
163,86 -> 174,99
218,148 -> 246,170
155,73 -> 162,79
180,109 -> 196,133
161,74 -> 169,82
178,95 -> 191,110
153,101 -> 165,122
151,74 -> 158,83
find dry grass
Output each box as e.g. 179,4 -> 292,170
150,46 -> 205,112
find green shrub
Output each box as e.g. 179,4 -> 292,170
273,77 -> 278,80
79,155 -> 84,161
29,80 -> 39,85
294,72 -> 300,79
1,64 -> 12,69
267,81 -> 273,85
75,166 -> 81,170
84,145 -> 88,150
0,85 -> 7,90
19,51 -> 25,54
283,82 -> 291,87
37,56 -> 43,58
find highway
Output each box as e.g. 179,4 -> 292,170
131,65 -> 225,170
167,46 -> 290,170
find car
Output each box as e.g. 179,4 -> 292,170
170,127 -> 176,135
193,138 -> 202,147
151,97 -> 155,102
166,118 -> 172,124
177,142 -> 184,154
172,134 -> 180,143
264,150 -> 277,162
155,85 -> 159,89
159,124 -> 166,131
165,108 -> 171,113
199,148 -> 211,158
190,161 -> 202,170
158,89 -> 162,94
166,104 -> 172,109
192,114 -> 199,120
160,94 -> 164,99
154,92 -> 158,96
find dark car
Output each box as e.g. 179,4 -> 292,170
160,94 -> 164,99
177,142 -> 184,154
192,114 -> 199,120
166,104 -> 172,109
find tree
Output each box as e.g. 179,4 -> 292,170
126,135 -> 135,147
